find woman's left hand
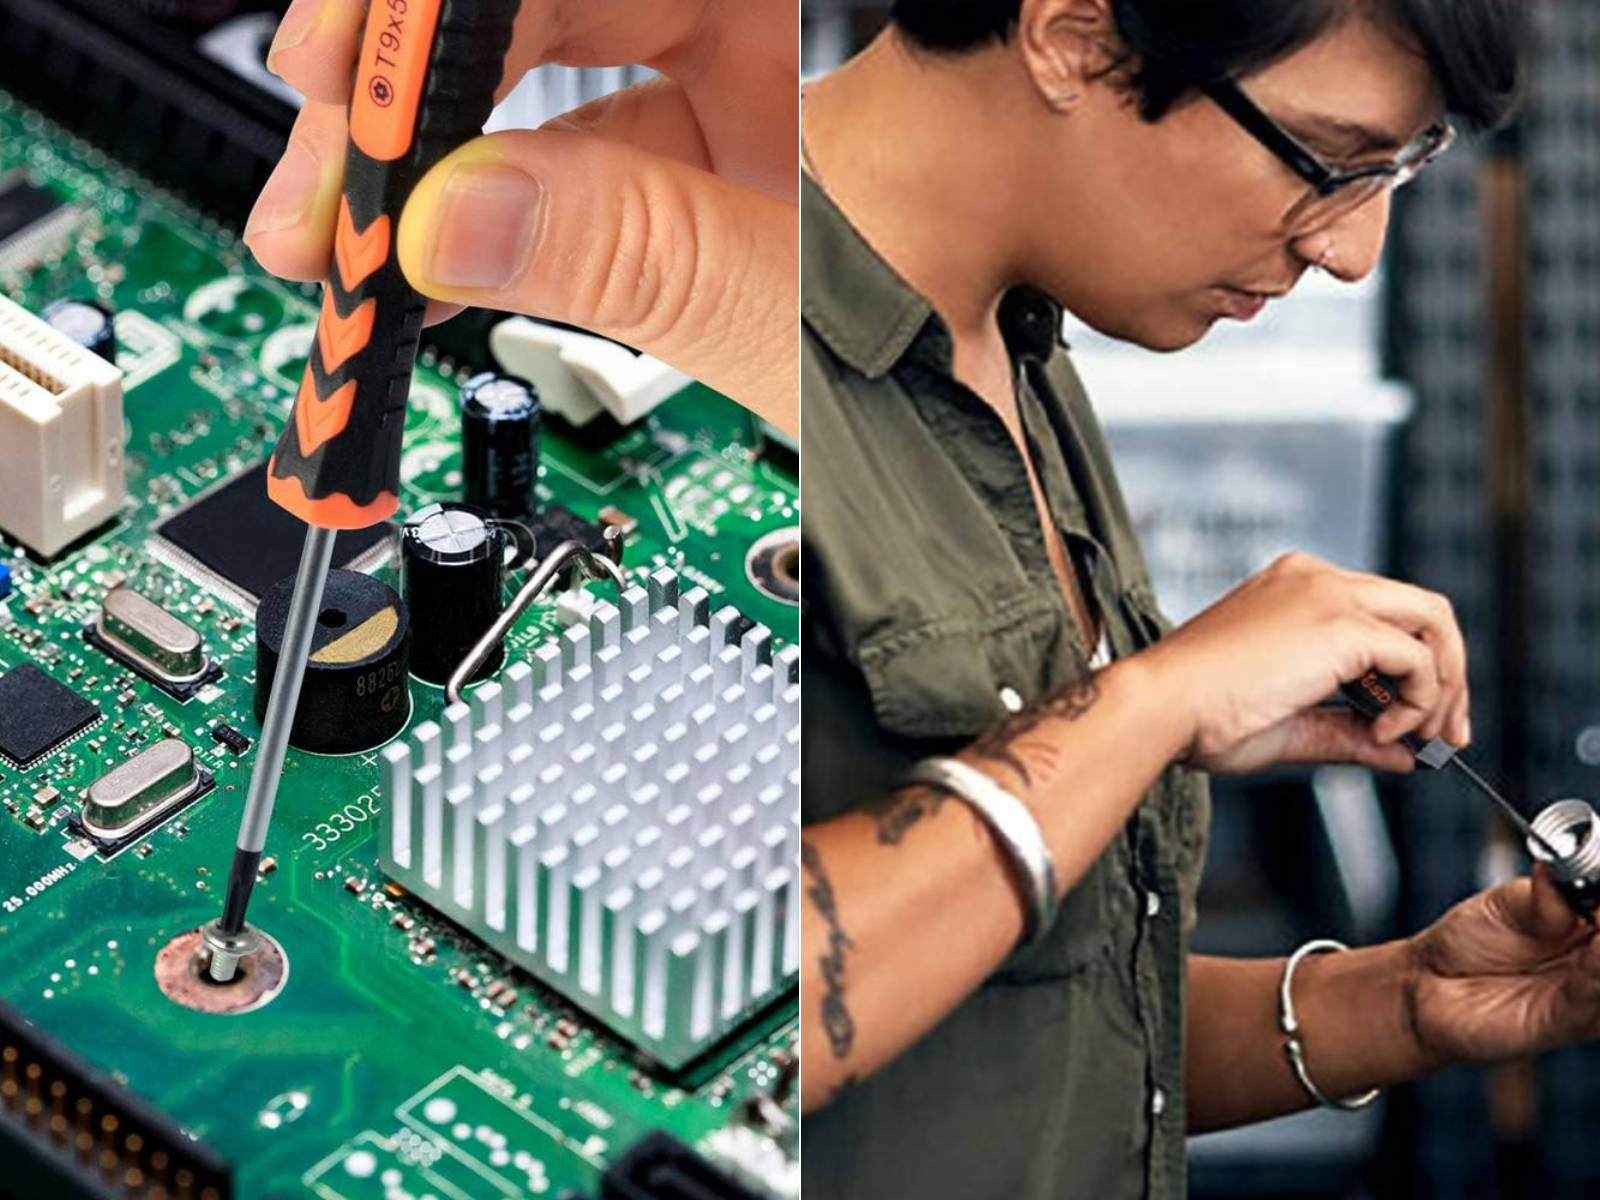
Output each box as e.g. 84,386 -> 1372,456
1408,865 -> 1600,1070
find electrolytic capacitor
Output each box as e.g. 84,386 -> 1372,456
402,502 -> 509,686
461,371 -> 540,523
43,298 -> 116,362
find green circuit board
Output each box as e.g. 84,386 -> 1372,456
0,92 -> 798,1199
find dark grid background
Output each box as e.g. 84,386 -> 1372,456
1389,3 -> 1600,1197
1524,2 -> 1600,1195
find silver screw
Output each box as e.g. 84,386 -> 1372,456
201,918 -> 261,983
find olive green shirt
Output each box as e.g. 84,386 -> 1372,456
800,175 -> 1212,1200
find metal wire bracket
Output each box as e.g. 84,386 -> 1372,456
445,527 -> 628,706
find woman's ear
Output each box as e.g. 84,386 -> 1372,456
1017,0 -> 1126,113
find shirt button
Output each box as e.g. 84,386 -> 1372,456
998,687 -> 1024,714
1151,1088 -> 1167,1118
1145,890 -> 1163,919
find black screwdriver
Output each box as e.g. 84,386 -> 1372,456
1339,670 -> 1565,860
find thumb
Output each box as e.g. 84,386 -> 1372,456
396,130 -> 797,437
1524,864 -> 1586,943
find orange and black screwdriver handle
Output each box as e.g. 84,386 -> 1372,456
1339,670 -> 1459,769
267,0 -> 521,531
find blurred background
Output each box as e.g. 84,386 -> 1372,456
802,3 -> 1600,1199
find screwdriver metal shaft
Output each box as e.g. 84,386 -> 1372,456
1446,755 -> 1565,860
208,526 -> 337,980
1343,672 -> 1565,859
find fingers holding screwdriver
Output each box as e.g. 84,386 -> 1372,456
246,101 -> 464,327
1349,613 -> 1449,746
1151,553 -> 1471,777
269,0 -> 796,192
1347,575 -> 1471,746
247,0 -> 800,436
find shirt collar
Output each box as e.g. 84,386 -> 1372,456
802,173 -> 931,379
803,173 -> 1067,379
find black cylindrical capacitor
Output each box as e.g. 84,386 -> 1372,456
255,570 -> 412,754
402,502 -> 507,685
461,371 -> 540,522
43,298 -> 116,362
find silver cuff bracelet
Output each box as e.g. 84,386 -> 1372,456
1279,939 -> 1383,1112
900,757 -> 1058,947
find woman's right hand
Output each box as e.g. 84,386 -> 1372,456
1143,552 -> 1471,777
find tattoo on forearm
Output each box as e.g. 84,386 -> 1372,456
863,679 -> 1101,846
802,840 -> 857,1060
867,782 -> 960,846
969,678 -> 1101,787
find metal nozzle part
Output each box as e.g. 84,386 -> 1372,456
202,917 -> 262,983
1528,800 -> 1600,878
1526,800 -> 1600,919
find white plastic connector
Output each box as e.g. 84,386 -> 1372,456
489,316 -> 690,428
0,294 -> 125,557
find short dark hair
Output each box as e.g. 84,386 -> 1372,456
889,0 -> 1527,132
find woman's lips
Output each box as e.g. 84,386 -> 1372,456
1214,287 -> 1272,322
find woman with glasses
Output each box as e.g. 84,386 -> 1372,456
798,3 -> 1568,1197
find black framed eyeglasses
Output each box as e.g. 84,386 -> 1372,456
1200,77 -> 1457,237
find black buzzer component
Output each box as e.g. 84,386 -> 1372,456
402,503 -> 507,686
461,371 -> 540,523
255,570 -> 411,755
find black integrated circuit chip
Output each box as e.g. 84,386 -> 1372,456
0,176 -> 60,244
154,464 -> 394,604
0,664 -> 100,768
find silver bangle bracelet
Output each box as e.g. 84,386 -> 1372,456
900,758 -> 1058,946
1279,939 -> 1383,1112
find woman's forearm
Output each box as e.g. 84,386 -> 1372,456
800,655 -> 1192,1112
1186,945 -> 1434,1133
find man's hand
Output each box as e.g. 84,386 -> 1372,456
1407,866 -> 1600,1071
245,0 -> 798,435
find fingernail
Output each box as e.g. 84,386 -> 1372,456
423,164 -> 544,291
244,141 -> 320,241
267,0 -> 319,75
